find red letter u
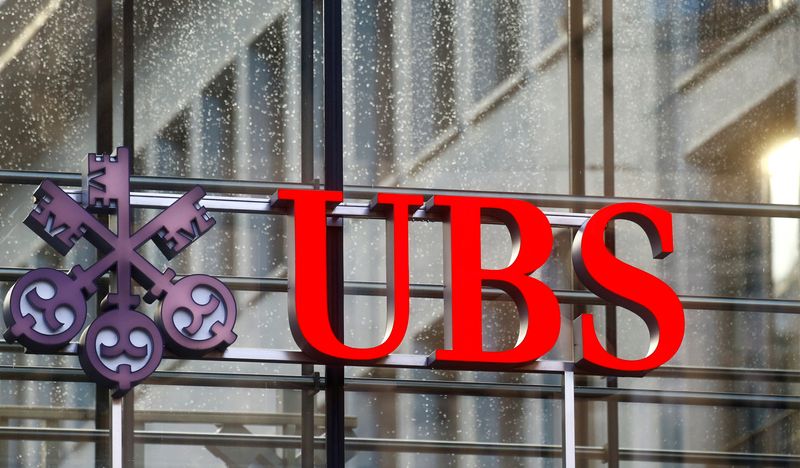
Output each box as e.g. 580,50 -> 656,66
272,189 -> 422,362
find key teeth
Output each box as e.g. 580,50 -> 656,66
23,213 -> 73,256
83,149 -> 128,213
152,208 -> 215,259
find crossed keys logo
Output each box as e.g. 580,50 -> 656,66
2,147 -> 237,396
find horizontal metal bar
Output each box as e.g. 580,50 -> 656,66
346,186 -> 800,219
651,364 -> 800,382
0,425 -> 793,465
0,405 -> 353,428
0,364 -> 322,389
347,377 -> 800,409
618,447 -> 800,465
69,190 -> 590,227
144,370 -> 319,390
345,437 -> 564,457
5,170 -> 800,218
4,359 -> 800,394
166,277 -> 800,315
35,344 -> 575,375
5,267 -> 798,314
345,377 -> 563,399
0,427 -> 107,442
0,368 -> 796,413
0,364 -> 91,383
578,386 -> 800,409
344,437 -> 800,465
134,430 -> 322,448
0,170 -> 312,195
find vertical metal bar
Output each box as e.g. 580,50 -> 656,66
567,2 -> 585,464
97,0 -> 113,153
562,371 -> 576,468
111,392 -> 134,468
300,364 -> 316,468
323,0 -> 343,190
601,1 -> 619,467
601,0 -> 614,202
113,4 -> 136,465
95,1 -> 113,466
123,0 -> 134,149
95,385 -> 110,465
110,396 -> 133,468
567,0 -> 585,198
111,394 -> 134,468
323,0 -> 345,467
111,398 -> 123,468
301,0 -> 315,184
301,4 -> 318,466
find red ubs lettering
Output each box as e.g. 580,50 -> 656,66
271,189 -> 684,375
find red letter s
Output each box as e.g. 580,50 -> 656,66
573,203 -> 684,375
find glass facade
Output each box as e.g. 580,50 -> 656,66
0,0 -> 798,466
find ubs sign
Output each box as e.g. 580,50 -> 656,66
3,148 -> 684,394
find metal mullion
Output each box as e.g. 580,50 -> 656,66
301,0 -> 316,185
322,0 -> 345,466
300,2 -> 318,467
95,0 -> 114,465
122,0 -> 134,150
568,0 -> 585,200
601,0 -> 619,466
111,3 -> 136,466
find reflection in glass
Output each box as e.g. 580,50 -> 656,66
607,0 -> 797,202
765,137 -> 800,293
134,0 -> 301,181
343,0 -> 569,191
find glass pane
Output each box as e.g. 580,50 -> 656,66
614,400 -> 798,461
605,0 -> 799,202
342,0 -> 569,191
345,388 -> 563,466
137,385 -> 324,467
0,368 -> 103,466
0,0 -> 97,173
133,0 -> 302,182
